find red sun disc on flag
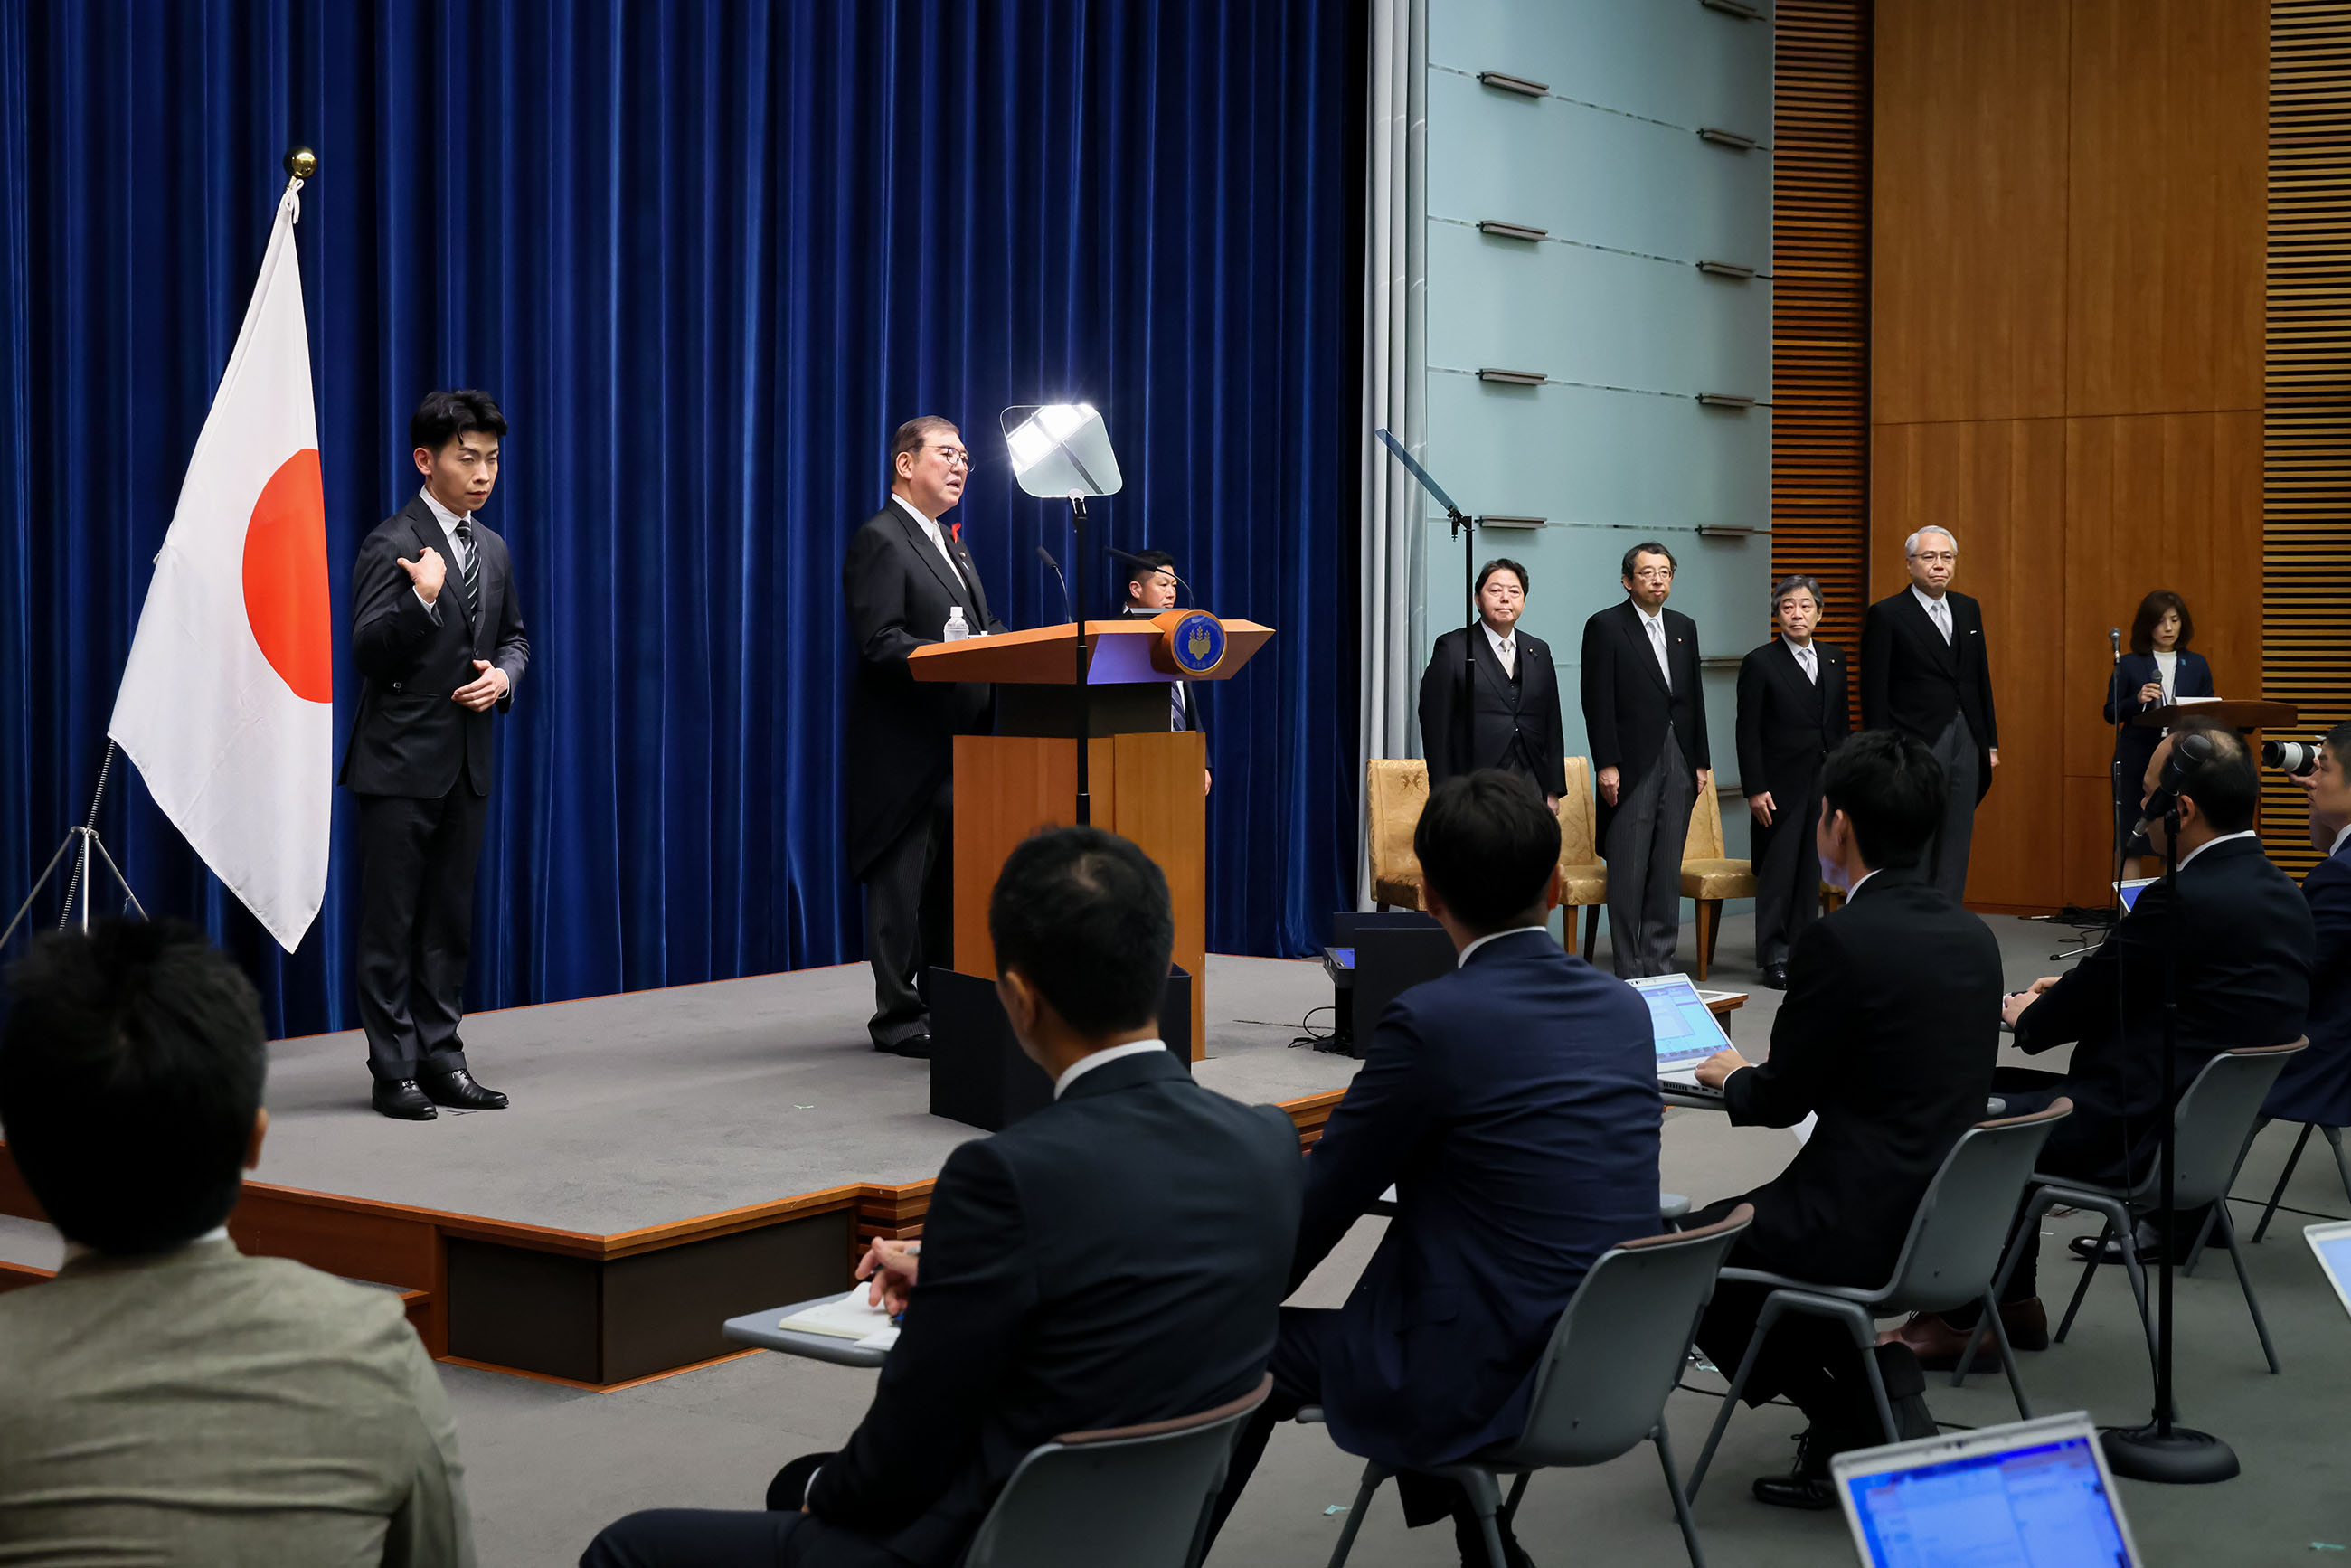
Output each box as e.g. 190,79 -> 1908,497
241,448 -> 332,703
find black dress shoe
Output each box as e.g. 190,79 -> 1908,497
876,1034 -> 932,1060
1759,962 -> 1789,990
1751,1428 -> 1848,1511
419,1068 -> 508,1110
2071,1217 -> 2201,1266
372,1080 -> 437,1120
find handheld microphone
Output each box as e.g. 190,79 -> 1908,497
2110,627 -> 2121,665
1103,544 -> 1194,609
1035,545 -> 1073,623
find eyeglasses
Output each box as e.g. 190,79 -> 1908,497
1909,550 -> 1956,564
927,444 -> 972,470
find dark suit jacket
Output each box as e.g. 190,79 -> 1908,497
337,495 -> 529,798
843,500 -> 1008,877
1860,589 -> 1997,801
2102,649 -> 2214,802
1417,624 -> 1568,797
1734,638 -> 1849,810
1293,930 -> 1661,1469
1580,600 -> 1708,841
1724,871 -> 2002,1285
2017,835 -> 2315,1185
2267,837 -> 2351,1126
806,1051 -> 1298,1567
1119,604 -> 1206,750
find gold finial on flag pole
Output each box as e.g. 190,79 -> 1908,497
283,145 -> 318,180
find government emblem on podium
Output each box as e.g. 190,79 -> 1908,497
1167,610 -> 1228,677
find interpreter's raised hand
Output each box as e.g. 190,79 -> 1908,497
856,1238 -> 920,1315
1598,765 -> 1621,807
399,546 -> 446,604
452,660 -> 510,712
1695,1045 -> 1751,1090
1749,790 -> 1777,827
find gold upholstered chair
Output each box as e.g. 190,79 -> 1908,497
1365,759 -> 1430,912
1679,785 -> 1755,980
1558,756 -> 1610,961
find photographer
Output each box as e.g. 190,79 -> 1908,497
2261,721 -> 2351,1129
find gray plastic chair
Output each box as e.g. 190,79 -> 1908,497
2249,1116 -> 2351,1242
1685,1101 -> 2071,1503
1317,1204 -> 1754,1568
1972,1042 -> 2305,1389
961,1372 -> 1270,1568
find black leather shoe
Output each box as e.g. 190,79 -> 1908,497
1759,962 -> 1789,990
876,1034 -> 932,1060
2071,1218 -> 2202,1266
419,1068 -> 508,1110
1751,1429 -> 1846,1511
372,1080 -> 437,1120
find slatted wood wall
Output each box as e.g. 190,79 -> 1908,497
1770,0 -> 1872,676
2265,1 -> 2351,880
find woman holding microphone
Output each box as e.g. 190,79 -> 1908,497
2105,590 -> 2214,876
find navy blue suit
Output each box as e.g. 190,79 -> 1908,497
1211,929 -> 1661,1544
2265,836 -> 2351,1127
2102,649 -> 2214,847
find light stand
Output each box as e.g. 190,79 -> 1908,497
1,741 -> 148,952
1372,429 -> 1479,760
2100,800 -> 2239,1484
1070,496 -> 1092,825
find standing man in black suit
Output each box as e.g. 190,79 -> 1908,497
843,417 -> 1007,1059
1581,543 -> 1709,977
1418,558 -> 1567,810
583,827 -> 1301,1568
1736,574 -> 1849,988
1119,549 -> 1210,795
1861,526 -> 1997,902
341,390 -> 529,1121
1691,730 -> 2003,1508
1210,773 -> 1661,1566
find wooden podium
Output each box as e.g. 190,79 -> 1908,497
2132,699 -> 2299,731
910,613 -> 1273,1061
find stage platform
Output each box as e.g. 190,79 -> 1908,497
0,956 -> 1359,1389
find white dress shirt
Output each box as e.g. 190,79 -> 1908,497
1785,637 -> 1818,684
415,487 -> 476,615
2332,821 -> 2351,858
1053,1038 -> 1171,1099
2176,828 -> 2260,871
1457,924 -> 1549,968
1635,604 -> 1672,688
2153,649 -> 2178,703
1910,584 -> 1953,643
1482,620 -> 1518,679
892,494 -> 964,582
63,1223 -> 229,1269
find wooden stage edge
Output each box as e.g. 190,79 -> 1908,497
0,1089 -> 1349,1391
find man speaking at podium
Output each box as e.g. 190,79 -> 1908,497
1119,548 -> 1210,795
844,417 -> 1007,1060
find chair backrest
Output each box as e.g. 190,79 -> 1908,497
1683,779 -> 1726,860
1365,759 -> 1429,887
962,1374 -> 1272,1568
1558,756 -> 1599,864
2149,1041 -> 2308,1208
1497,1205 -> 1754,1469
1881,1101 -> 2073,1315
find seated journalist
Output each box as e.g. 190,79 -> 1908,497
1209,770 -> 1663,1568
1896,720 -> 2311,1341
583,826 -> 1301,1567
0,919 -> 474,1565
1689,730 -> 2003,1509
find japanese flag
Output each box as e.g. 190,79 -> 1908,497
109,178 -> 330,951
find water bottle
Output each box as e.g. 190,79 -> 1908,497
942,607 -> 971,642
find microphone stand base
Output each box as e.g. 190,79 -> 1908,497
2100,1422 -> 2239,1485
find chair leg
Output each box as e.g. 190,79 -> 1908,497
1499,1472 -> 1530,1527
1955,1190 -> 2056,1391
1323,1462 -> 1390,1568
1374,901 -> 1389,913
1978,1290 -> 2034,1422
1694,900 -> 1718,980
2252,1119 -> 2305,1243
1450,1469 -> 1509,1568
2182,1204 -> 2219,1278
1686,1293 -> 1786,1503
2054,1215 -> 2113,1346
1849,1314 -> 1901,1446
2214,1203 -> 2281,1374
1652,1424 -> 1708,1568
1581,904 -> 1600,963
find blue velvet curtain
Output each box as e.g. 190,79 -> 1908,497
0,0 -> 1361,1038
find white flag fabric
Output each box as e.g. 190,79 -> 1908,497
109,178 -> 330,951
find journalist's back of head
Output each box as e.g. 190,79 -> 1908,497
0,920 -> 472,1567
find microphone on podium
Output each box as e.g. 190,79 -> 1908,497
1103,544 -> 1194,609
1036,545 -> 1073,622
2110,627 -> 2121,665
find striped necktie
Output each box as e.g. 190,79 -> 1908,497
454,519 -> 481,621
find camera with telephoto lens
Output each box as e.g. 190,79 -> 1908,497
2263,739 -> 2323,777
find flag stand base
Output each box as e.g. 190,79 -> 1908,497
1,742 -> 148,950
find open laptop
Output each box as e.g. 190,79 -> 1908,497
2113,877 -> 2157,913
1832,1412 -> 2142,1568
1629,972 -> 1733,1087
2305,1219 -> 2351,1322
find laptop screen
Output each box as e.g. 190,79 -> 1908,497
1843,1429 -> 2133,1567
1628,973 -> 1732,1073
2114,878 -> 2156,912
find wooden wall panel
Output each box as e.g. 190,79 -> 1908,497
1772,0 -> 1874,672
2068,2 -> 2270,415
1873,0 -> 2072,425
2263,0 -> 2351,882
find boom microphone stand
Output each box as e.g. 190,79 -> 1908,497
1373,430 -> 1478,760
